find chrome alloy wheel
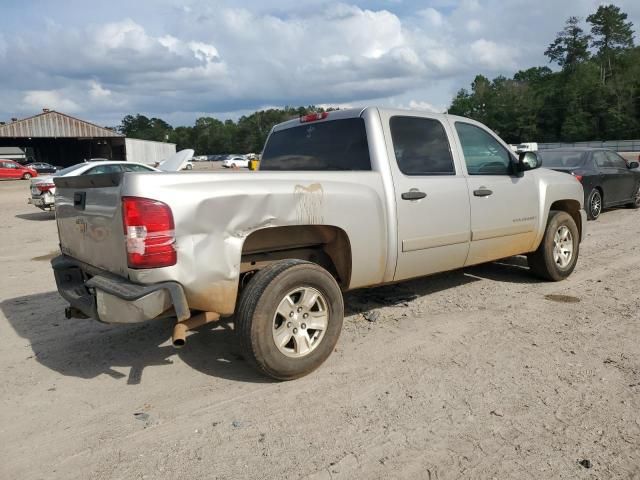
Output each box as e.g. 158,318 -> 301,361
553,225 -> 574,268
634,186 -> 640,207
272,287 -> 329,358
590,190 -> 602,218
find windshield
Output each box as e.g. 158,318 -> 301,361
538,150 -> 586,168
54,163 -> 87,176
261,118 -> 371,171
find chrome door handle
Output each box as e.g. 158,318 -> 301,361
401,190 -> 427,200
473,188 -> 493,197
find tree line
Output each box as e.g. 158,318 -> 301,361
119,4 -> 639,151
118,106 -> 336,155
449,4 -> 639,143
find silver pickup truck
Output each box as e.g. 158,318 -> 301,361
51,107 -> 586,379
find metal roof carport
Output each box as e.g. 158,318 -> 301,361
0,109 -> 125,167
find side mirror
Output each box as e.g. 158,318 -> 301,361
517,151 -> 542,171
628,161 -> 639,169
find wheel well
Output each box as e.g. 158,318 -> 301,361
550,199 -> 582,240
240,225 -> 352,288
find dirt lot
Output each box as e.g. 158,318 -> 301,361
1,175 -> 639,480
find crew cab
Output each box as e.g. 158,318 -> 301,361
51,107 -> 586,380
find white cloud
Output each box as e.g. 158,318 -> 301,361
23,90 -> 81,112
408,100 -> 442,112
89,81 -> 111,99
419,8 -> 444,27
0,0 -> 638,124
469,39 -> 518,70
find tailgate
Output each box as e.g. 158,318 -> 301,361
54,172 -> 129,277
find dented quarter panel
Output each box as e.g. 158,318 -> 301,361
122,171 -> 388,315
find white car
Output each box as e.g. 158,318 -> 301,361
29,161 -> 159,211
222,157 -> 250,168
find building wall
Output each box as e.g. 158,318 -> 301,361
125,138 -> 177,165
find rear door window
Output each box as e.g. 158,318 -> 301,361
390,116 -> 455,175
593,152 -> 609,168
261,118 -> 371,171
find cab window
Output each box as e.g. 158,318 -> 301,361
390,116 -> 455,175
455,122 -> 512,175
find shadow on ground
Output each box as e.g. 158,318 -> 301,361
15,211 -> 55,221
0,292 -> 268,385
1,257 -> 538,384
345,256 -> 536,315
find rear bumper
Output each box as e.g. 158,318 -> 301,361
28,194 -> 54,208
51,255 -> 189,324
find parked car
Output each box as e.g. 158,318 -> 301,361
29,161 -> 159,211
51,107 -> 586,380
0,160 -> 38,180
537,148 -> 640,220
25,162 -> 60,174
222,156 -> 249,168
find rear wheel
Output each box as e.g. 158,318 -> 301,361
236,259 -> 344,380
22,173 -> 32,180
586,188 -> 602,220
527,210 -> 579,281
626,185 -> 640,209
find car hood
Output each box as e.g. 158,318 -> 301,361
157,149 -> 194,172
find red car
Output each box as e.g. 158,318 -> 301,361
0,160 -> 38,180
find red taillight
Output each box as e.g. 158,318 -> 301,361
37,183 -> 55,193
122,196 -> 176,269
572,174 -> 583,182
300,112 -> 328,123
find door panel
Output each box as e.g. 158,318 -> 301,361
593,151 -> 620,204
450,121 -> 538,266
605,151 -> 636,203
0,161 -> 11,178
380,113 -> 471,281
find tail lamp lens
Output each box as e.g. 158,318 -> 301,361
37,183 -> 55,193
122,196 -> 176,268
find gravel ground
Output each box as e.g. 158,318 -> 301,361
1,176 -> 639,479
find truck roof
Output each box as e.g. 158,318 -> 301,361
271,106 -> 475,133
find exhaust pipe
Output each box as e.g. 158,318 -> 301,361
172,311 -> 220,348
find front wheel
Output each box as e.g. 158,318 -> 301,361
22,173 -> 32,180
586,188 -> 602,220
236,259 -> 344,380
527,210 -> 579,281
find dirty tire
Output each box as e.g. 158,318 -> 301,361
527,210 -> 579,281
586,188 -> 602,220
22,173 -> 32,180
236,259 -> 344,380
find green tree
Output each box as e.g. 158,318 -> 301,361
587,4 -> 635,83
545,16 -> 591,69
118,114 -> 173,142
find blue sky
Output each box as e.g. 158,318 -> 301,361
1,0 -> 638,127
